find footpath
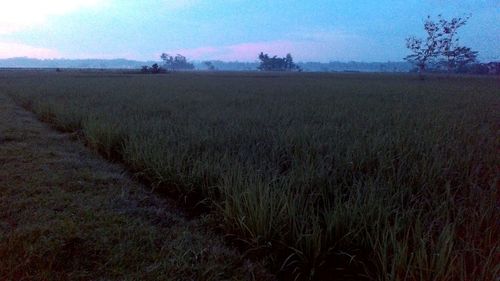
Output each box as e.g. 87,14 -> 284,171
0,92 -> 271,281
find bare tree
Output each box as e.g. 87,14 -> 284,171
405,15 -> 478,78
405,16 -> 442,79
438,15 -> 477,73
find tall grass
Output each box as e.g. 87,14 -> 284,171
3,71 -> 499,280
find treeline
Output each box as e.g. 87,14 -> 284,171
142,52 -> 303,73
0,57 -> 412,72
197,61 -> 413,72
1,57 -> 497,75
0,57 -> 155,69
141,54 -> 194,73
456,62 -> 500,75
99,47 -> 500,75
410,61 -> 500,75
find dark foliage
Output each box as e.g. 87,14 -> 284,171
456,62 -> 500,75
161,53 -> 195,71
257,53 -> 301,72
409,61 -> 499,75
203,61 -> 216,71
141,63 -> 167,74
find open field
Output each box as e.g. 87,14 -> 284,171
1,71 -> 499,280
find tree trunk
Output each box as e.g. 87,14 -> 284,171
418,64 -> 426,80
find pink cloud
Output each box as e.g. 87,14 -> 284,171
166,32 -> 368,62
0,42 -> 61,59
165,41 -> 299,61
158,46 -> 221,60
221,41 -> 297,61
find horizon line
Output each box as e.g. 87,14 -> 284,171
0,56 -> 416,64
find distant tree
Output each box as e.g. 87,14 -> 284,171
140,64 -> 166,74
284,54 -> 294,70
161,53 -> 195,71
456,63 -> 488,75
489,62 -> 500,75
151,63 -> 161,74
257,52 -> 300,71
257,52 -> 272,71
456,61 -> 500,75
160,53 -> 173,71
203,61 -> 216,71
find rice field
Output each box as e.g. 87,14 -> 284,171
2,71 -> 499,280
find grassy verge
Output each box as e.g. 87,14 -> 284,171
2,71 -> 499,280
0,91 -> 271,280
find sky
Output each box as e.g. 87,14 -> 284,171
0,0 -> 498,62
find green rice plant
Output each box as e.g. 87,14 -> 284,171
82,116 -> 126,159
3,71 -> 498,280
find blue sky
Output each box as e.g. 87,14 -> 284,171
0,0 -> 498,62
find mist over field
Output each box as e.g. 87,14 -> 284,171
0,57 -> 414,72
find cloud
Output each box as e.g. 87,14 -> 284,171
166,30 -> 370,62
0,42 -> 61,59
0,0 -> 105,34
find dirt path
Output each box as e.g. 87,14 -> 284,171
0,92 -> 271,281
